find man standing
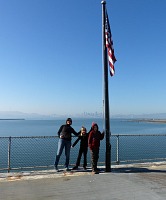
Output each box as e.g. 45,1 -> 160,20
54,118 -> 78,171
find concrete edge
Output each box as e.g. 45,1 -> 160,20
0,161 -> 166,183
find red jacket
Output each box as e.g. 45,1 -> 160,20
88,129 -> 104,150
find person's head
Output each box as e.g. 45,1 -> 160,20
91,122 -> 96,127
66,118 -> 72,125
89,121 -> 96,131
80,126 -> 87,136
92,123 -> 98,132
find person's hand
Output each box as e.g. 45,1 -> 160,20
60,135 -> 64,139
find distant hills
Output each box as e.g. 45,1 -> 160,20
112,113 -> 166,119
0,111 -> 58,120
1,111 -> 166,120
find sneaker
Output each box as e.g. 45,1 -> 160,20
92,168 -> 99,174
65,167 -> 70,171
72,166 -> 78,170
92,169 -> 99,174
55,165 -> 59,172
96,168 -> 101,172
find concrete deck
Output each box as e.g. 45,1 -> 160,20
0,162 -> 166,200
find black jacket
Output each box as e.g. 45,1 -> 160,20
72,133 -> 89,148
57,124 -> 78,141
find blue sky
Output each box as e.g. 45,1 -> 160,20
0,0 -> 166,117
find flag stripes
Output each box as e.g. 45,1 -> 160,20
105,11 -> 116,76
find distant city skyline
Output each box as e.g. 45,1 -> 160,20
1,110 -> 166,120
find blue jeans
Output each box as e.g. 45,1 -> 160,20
54,138 -> 71,168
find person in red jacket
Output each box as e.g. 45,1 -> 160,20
88,123 -> 104,173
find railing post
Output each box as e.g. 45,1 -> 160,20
8,137 -> 11,173
116,135 -> 120,164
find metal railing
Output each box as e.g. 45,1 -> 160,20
0,134 -> 166,172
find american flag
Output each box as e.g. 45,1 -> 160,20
105,11 -> 116,76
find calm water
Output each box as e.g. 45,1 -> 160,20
0,118 -> 166,170
0,118 -> 166,137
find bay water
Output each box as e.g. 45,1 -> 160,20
0,118 -> 166,171
0,118 -> 166,137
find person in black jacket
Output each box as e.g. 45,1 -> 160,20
54,118 -> 78,172
71,126 -> 89,170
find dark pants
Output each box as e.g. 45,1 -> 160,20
75,147 -> 88,167
90,148 -> 99,171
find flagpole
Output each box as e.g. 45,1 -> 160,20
101,0 -> 111,172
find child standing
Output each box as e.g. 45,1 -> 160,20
72,126 -> 89,170
88,123 -> 104,173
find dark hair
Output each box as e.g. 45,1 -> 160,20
66,118 -> 72,124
